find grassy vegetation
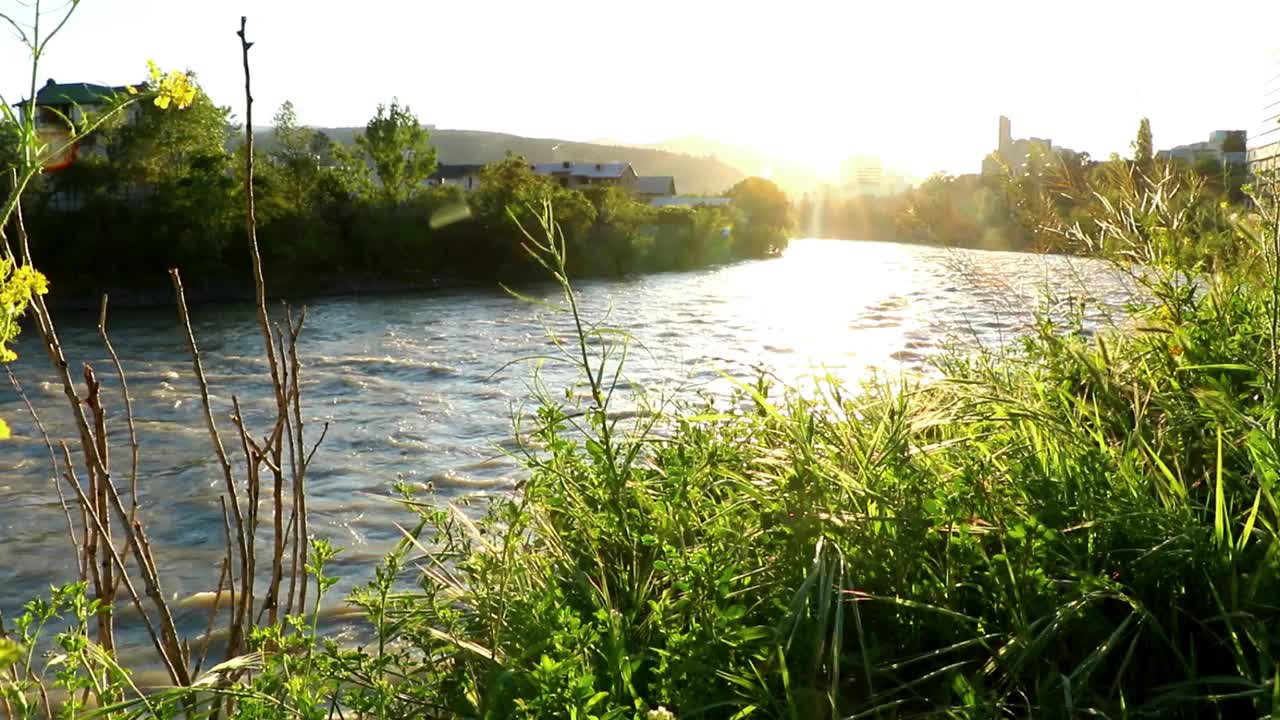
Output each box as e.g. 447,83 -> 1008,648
267,175 -> 1280,718
7,7 -> 1280,719
14,170 -> 1280,718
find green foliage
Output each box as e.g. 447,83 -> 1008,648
1134,116 -> 1154,171
806,135 -> 1246,261
19,82 -> 241,278
104,86 -> 233,185
289,181 -> 1280,719
728,176 -> 791,257
268,100 -> 329,214
355,99 -> 437,205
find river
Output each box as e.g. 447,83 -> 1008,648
0,238 -> 1135,637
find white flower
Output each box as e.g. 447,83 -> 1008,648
647,707 -> 676,720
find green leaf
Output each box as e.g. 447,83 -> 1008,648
0,638 -> 22,669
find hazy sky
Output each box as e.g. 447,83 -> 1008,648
3,0 -> 1277,178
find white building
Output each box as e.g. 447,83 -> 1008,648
635,175 -> 676,201
531,161 -> 639,191
427,164 -> 485,192
1250,50 -> 1280,176
1158,130 -> 1248,168
840,155 -> 909,197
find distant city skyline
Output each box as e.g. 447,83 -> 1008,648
2,0 -> 1277,179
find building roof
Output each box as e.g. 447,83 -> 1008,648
431,163 -> 486,180
635,176 -> 676,196
28,79 -> 132,106
531,161 -> 632,179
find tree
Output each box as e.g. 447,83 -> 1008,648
1133,117 -> 1153,173
44,83 -> 241,274
0,119 -> 20,173
104,86 -> 233,187
728,177 -> 791,230
271,102 -> 314,200
467,155 -> 597,271
727,176 -> 792,257
355,99 -> 437,205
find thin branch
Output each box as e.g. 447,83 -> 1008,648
170,267 -> 249,660
5,365 -> 82,579
194,556 -> 231,679
98,295 -> 141,518
56,442 -> 182,687
288,308 -> 315,616
230,396 -> 260,644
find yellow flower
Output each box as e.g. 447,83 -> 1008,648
143,60 -> 197,110
0,259 -> 48,368
0,417 -> 10,440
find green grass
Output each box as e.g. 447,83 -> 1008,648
278,185 -> 1280,718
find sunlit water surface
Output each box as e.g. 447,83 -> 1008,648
0,239 -> 1136,651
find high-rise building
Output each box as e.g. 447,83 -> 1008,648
839,155 -> 908,197
983,116 -> 1064,176
1249,50 -> 1280,175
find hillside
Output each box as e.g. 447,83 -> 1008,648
599,135 -> 825,194
253,128 -> 747,195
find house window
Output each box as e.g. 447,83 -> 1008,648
37,105 -> 68,128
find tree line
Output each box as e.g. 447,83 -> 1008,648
2,87 -> 792,298
798,118 -> 1250,262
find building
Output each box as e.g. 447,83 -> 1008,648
635,175 -> 676,201
982,116 -> 1070,177
1158,130 -> 1248,168
531,161 -> 639,191
1250,50 -> 1280,176
840,155 -> 909,197
427,164 -> 485,192
15,79 -> 139,170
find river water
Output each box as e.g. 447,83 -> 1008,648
0,239 -> 1135,635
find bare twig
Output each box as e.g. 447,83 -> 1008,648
230,396 -> 259,643
236,15 -> 290,444
98,295 -> 141,519
288,309 -> 313,616
82,364 -> 115,653
170,268 -> 249,660
194,557 -> 231,679
6,365 -> 82,580
219,496 -> 237,670
56,442 -> 183,687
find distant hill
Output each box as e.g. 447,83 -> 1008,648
252,128 -> 747,195
599,135 -> 825,194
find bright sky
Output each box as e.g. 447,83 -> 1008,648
3,0 -> 1277,179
